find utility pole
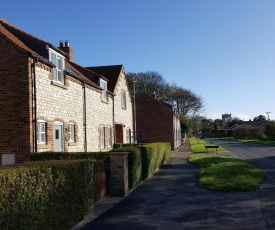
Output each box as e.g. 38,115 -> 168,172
266,112 -> 271,121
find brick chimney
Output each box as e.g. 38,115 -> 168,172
59,40 -> 74,61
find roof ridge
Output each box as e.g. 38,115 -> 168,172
0,19 -> 50,46
69,60 -> 106,79
144,93 -> 174,112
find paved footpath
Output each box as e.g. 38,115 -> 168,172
79,145 -> 267,230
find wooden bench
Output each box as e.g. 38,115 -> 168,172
205,145 -> 219,154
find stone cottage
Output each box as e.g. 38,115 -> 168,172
0,18 -> 133,165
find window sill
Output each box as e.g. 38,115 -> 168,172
51,80 -> 68,89
101,99 -> 109,104
37,144 -> 50,149
68,142 -> 77,146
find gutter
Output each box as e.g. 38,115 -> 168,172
82,81 -> 87,152
112,94 -> 116,143
31,57 -> 38,152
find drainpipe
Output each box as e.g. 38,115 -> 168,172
112,94 -> 116,143
82,81 -> 87,152
32,58 -> 38,152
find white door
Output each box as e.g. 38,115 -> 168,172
54,124 -> 63,152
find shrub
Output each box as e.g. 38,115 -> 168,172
113,143 -> 140,149
112,147 -> 142,190
31,152 -> 108,161
112,142 -> 171,189
0,160 -> 94,230
141,142 -> 171,179
205,130 -> 233,138
233,125 -> 265,140
265,121 -> 275,141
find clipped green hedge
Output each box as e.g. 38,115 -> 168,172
113,142 -> 171,189
113,147 -> 142,190
31,152 -> 108,161
113,143 -> 140,149
141,142 -> 171,179
0,160 -> 94,230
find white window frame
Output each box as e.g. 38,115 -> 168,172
37,120 -> 46,144
49,48 -> 65,84
121,90 -> 126,109
68,123 -> 75,142
100,79 -> 107,101
107,126 -> 112,147
100,126 -> 105,148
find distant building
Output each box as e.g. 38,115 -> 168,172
222,113 -> 232,122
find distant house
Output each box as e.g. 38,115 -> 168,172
0,18 -> 133,165
226,121 -> 267,130
135,93 -> 182,150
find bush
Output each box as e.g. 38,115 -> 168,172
113,143 -> 140,149
141,142 -> 171,179
0,160 -> 94,230
31,152 -> 108,161
233,125 -> 265,140
265,121 -> 275,141
112,147 -> 143,190
112,142 -> 171,189
205,130 -> 233,138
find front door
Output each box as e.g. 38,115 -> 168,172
54,124 -> 63,152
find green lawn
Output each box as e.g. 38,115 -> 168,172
221,137 -> 275,146
189,137 -> 227,153
188,155 -> 266,192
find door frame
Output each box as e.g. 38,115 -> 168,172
53,121 -> 64,152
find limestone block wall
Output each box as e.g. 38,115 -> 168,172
113,73 -> 133,143
86,88 -> 113,151
35,66 -> 84,152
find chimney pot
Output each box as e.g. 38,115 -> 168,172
65,40 -> 69,47
59,40 -> 64,47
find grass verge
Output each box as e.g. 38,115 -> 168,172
188,155 -> 266,192
220,137 -> 275,146
189,137 -> 227,153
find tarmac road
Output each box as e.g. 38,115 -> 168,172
80,140 -> 275,230
207,138 -> 275,229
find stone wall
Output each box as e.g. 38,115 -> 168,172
113,72 -> 133,143
35,65 -> 114,152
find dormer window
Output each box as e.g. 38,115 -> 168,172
49,49 -> 64,84
100,79 -> 107,101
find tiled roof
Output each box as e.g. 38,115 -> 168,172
142,93 -> 175,113
65,61 -> 100,89
86,65 -> 123,92
0,18 -> 67,59
0,18 -> 100,88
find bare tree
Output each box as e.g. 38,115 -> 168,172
166,84 -> 204,116
126,71 -> 169,100
126,72 -> 205,118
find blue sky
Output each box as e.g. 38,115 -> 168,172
1,0 -> 275,120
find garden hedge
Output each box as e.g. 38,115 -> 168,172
112,147 -> 143,190
113,142 -> 171,189
0,160 -> 94,230
31,152 -> 108,161
141,142 -> 171,179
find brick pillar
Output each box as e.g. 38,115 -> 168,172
108,152 -> 129,196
